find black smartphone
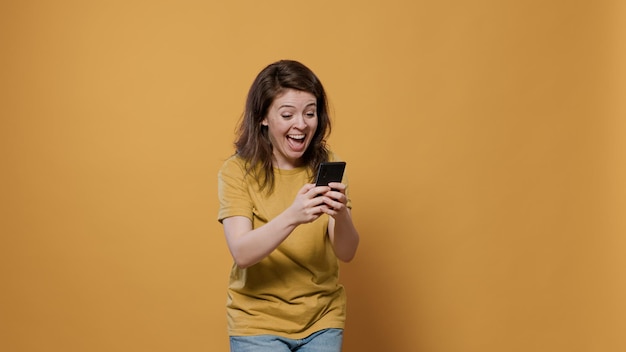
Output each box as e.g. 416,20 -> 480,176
315,161 -> 346,187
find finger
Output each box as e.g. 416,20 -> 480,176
313,185 -> 332,197
329,197 -> 345,210
320,195 -> 343,211
299,183 -> 316,195
323,190 -> 346,205
327,182 -> 346,193
310,195 -> 327,208
320,203 -> 339,216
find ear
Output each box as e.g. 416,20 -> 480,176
261,118 -> 268,127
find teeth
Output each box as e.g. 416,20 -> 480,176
288,134 -> 305,140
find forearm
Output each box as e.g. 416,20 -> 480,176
329,210 -> 360,262
224,212 -> 299,269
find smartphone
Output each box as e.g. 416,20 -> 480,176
315,161 -> 346,187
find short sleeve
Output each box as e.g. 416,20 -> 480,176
217,156 -> 254,223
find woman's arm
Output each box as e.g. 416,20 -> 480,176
222,214 -> 296,269
222,183 -> 329,268
324,182 -> 360,262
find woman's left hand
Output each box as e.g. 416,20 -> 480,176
321,182 -> 348,217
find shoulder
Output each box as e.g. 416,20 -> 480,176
218,155 -> 249,183
219,154 -> 246,173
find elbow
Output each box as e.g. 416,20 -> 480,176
231,252 -> 254,269
226,240 -> 256,269
338,251 -> 357,263
235,261 -> 252,269
336,239 -> 359,263
230,248 -> 258,269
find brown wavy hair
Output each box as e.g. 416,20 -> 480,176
234,60 -> 331,194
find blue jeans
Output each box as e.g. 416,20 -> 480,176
230,328 -> 343,352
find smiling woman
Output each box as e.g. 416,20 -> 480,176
234,60 -> 334,194
3,1 -> 624,351
261,89 -> 319,169
217,60 -> 360,352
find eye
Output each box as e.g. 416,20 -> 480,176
281,113 -> 293,119
305,111 -> 317,118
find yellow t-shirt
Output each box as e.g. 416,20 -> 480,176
217,155 -> 349,339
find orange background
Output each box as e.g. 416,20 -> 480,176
1,1 -> 624,351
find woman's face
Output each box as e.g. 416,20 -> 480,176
262,89 -> 318,169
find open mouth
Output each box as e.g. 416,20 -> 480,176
287,134 -> 306,151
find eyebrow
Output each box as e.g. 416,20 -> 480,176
278,102 -> 317,109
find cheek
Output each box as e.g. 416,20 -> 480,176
310,118 -> 319,131
312,123 -> 320,137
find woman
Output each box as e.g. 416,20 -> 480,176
217,60 -> 360,351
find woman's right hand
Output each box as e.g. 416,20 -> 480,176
287,183 -> 331,225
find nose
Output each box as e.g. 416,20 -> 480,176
294,114 -> 307,129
